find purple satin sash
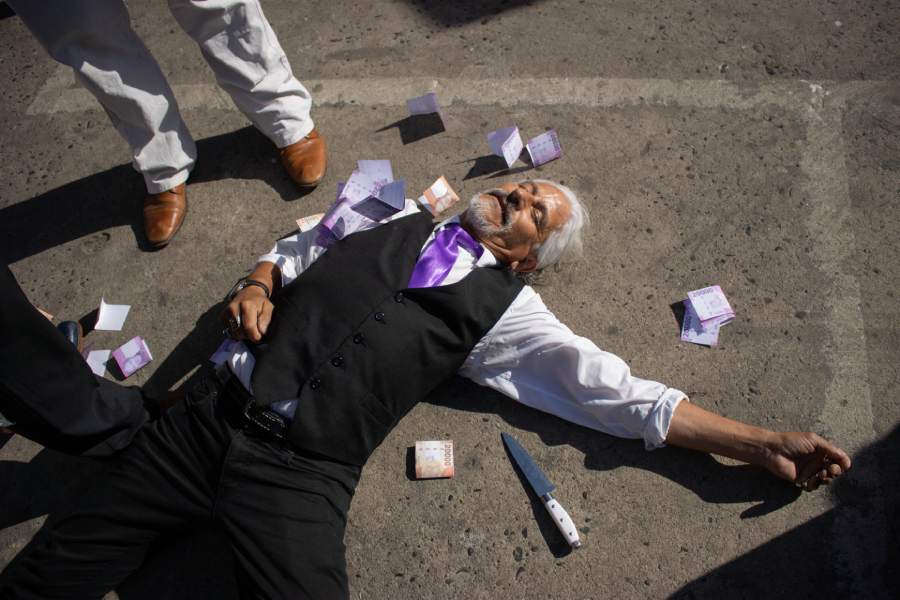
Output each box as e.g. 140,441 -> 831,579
407,223 -> 484,288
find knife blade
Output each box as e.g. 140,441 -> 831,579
501,432 -> 582,549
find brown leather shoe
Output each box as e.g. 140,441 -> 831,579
279,129 -> 327,188
143,183 -> 187,248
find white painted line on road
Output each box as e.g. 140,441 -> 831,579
800,90 -> 884,597
26,64 -> 890,115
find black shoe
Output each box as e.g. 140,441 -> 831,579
57,321 -> 83,352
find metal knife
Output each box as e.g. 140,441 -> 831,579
501,432 -> 582,549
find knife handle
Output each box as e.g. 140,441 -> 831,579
541,493 -> 582,549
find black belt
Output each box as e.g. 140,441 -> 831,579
214,364 -> 289,441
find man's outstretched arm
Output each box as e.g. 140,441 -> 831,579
665,401 -> 852,491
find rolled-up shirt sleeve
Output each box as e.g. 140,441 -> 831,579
460,286 -> 687,449
257,228 -> 327,286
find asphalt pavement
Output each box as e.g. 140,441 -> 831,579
1,1 -> 898,598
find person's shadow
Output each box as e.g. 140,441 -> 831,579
0,126 -> 306,263
423,378 -> 802,559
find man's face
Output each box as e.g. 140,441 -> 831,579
461,181 -> 572,272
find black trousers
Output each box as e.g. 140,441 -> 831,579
0,264 -> 150,456
0,373 -> 361,599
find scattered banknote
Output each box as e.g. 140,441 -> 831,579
321,162 -> 406,240
680,285 -> 736,346
687,285 -> 735,327
418,176 -> 460,215
353,179 -> 406,222
95,298 -> 130,331
406,92 -> 441,116
680,300 -> 722,346
415,440 -> 455,479
487,125 -> 524,168
526,129 -> 562,167
320,171 -> 379,239
296,213 -> 324,233
357,159 -> 394,187
85,349 -> 111,377
36,307 -> 53,321
112,336 -> 153,378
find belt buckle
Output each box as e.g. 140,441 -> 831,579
243,403 -> 287,441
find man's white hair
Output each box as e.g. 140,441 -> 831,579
528,179 -> 589,269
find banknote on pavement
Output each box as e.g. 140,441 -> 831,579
296,213 -> 323,232
415,440 -> 454,479
526,129 -> 562,166
406,92 -> 441,116
112,336 -> 153,378
680,300 -> 721,346
84,348 -> 111,377
487,125 -> 524,167
95,297 -> 131,331
357,159 -> 394,187
418,176 -> 460,215
686,285 -> 735,327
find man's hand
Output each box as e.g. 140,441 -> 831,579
221,285 -> 274,343
666,401 -> 852,491
762,431 -> 852,491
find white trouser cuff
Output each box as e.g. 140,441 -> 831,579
273,117 -> 315,149
145,169 -> 191,195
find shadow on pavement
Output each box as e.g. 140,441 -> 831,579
670,422 -> 900,599
0,3 -> 15,21
0,126 -> 305,264
376,113 -> 446,145
3,346 -> 895,597
462,154 -> 509,180
406,0 -> 544,26
427,378 -> 900,598
142,302 -> 227,400
427,378 -> 799,556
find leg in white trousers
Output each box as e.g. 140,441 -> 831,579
9,0 -> 313,194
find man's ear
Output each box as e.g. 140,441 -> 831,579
510,254 -> 538,273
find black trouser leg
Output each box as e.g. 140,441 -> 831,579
215,432 -> 359,600
0,380 -> 227,599
1,374 -> 361,600
0,264 -> 150,455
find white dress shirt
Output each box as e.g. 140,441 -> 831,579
215,201 -> 686,450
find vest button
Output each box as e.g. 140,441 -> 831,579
353,333 -> 364,344
394,292 -> 404,303
374,311 -> 385,322
331,354 -> 344,367
309,377 -> 321,391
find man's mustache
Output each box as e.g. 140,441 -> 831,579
482,189 -> 511,226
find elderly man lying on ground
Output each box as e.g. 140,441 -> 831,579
0,179 -> 850,599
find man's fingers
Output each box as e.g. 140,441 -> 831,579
796,452 -> 824,485
801,476 -> 820,492
221,302 -> 240,328
818,437 -> 852,472
258,300 -> 274,336
220,303 -> 243,339
241,302 -> 263,342
800,463 -> 845,491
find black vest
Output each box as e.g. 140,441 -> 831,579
250,212 -> 524,466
